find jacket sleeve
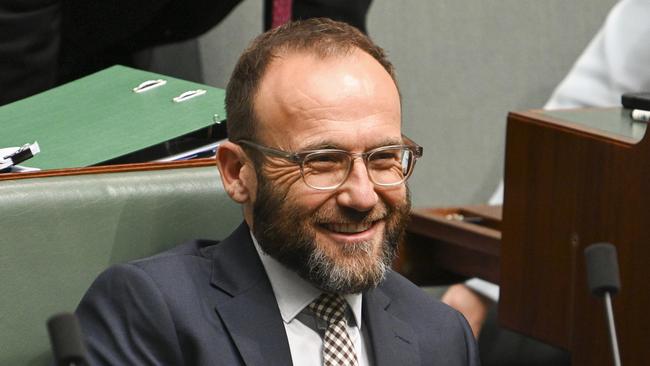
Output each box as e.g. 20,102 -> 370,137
455,309 -> 481,366
75,264 -> 184,365
0,1 -> 60,105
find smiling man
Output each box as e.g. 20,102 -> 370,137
75,18 -> 479,365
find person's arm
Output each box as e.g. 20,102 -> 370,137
442,283 -> 493,338
76,264 -> 183,365
545,0 -> 650,109
0,1 -> 61,105
443,187 -> 501,338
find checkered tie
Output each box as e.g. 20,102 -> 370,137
309,294 -> 359,366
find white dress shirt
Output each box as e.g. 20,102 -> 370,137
251,233 -> 372,366
545,0 -> 650,110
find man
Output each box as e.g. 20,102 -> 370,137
76,18 -> 479,365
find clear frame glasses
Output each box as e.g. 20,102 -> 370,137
236,136 -> 423,191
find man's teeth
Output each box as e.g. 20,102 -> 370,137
325,222 -> 372,234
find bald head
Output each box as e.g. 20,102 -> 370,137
225,18 -> 398,143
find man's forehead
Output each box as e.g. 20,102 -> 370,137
259,48 -> 393,92
255,49 -> 399,115
267,47 -> 356,70
252,47 -> 401,150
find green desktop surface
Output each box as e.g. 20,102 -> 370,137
0,65 -> 226,170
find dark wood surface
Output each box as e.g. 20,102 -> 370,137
399,205 -> 501,285
500,109 -> 650,365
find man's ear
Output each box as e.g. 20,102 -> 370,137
216,141 -> 255,204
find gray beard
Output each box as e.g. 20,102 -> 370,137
305,237 -> 391,294
251,171 -> 410,294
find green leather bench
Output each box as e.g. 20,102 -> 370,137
0,161 -> 241,365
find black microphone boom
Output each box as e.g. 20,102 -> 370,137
47,312 -> 88,366
584,242 -> 622,366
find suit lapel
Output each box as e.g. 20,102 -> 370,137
207,224 -> 421,366
363,283 -> 420,366
209,223 -> 293,366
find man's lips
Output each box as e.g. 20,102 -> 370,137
320,221 -> 378,234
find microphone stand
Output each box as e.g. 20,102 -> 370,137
584,242 -> 622,366
603,293 -> 621,366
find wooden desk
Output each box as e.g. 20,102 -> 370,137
500,108 -> 650,365
400,205 -> 501,285
401,108 -> 649,365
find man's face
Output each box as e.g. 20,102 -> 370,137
248,49 -> 409,294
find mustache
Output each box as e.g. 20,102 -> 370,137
311,204 -> 390,225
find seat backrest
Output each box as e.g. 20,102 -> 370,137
0,162 -> 241,365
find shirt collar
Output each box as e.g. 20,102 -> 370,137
251,231 -> 363,329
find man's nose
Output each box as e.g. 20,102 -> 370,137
335,159 -> 379,212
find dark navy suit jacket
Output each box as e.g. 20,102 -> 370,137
76,223 -> 480,365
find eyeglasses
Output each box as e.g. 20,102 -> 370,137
236,136 -> 423,191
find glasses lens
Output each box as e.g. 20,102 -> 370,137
368,147 -> 413,185
302,151 -> 351,189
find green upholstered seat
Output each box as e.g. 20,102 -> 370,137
0,164 -> 241,365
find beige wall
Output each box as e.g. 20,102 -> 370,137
198,0 -> 618,207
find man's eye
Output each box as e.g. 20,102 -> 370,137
371,151 -> 399,160
368,150 -> 402,169
305,154 -> 346,170
310,154 -> 341,163
371,150 -> 402,163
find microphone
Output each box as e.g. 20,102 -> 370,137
584,243 -> 622,366
47,313 -> 88,366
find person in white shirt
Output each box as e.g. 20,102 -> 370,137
443,0 -> 650,363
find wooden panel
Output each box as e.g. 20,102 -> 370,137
500,110 -> 650,365
399,205 -> 501,285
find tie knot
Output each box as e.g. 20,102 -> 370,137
308,293 -> 348,324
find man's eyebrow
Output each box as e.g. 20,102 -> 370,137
370,137 -> 404,149
299,137 -> 405,152
300,141 -> 340,150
